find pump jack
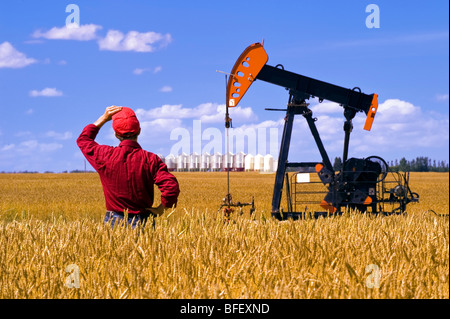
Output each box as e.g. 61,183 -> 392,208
225,42 -> 418,220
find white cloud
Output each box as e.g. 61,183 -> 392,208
134,66 -> 162,75
310,101 -> 343,114
0,144 -> 15,151
141,119 -> 182,132
32,24 -> 102,41
153,66 -> 162,73
31,24 -> 171,54
376,99 -> 419,116
39,143 -> 63,152
436,93 -> 449,101
159,85 -> 173,93
98,30 -> 172,52
21,140 -> 38,148
236,119 -> 284,130
0,141 -> 64,172
25,109 -> 34,115
23,39 -> 45,44
307,98 -> 421,138
199,104 -> 256,124
137,104 -> 186,119
355,100 -> 447,153
9,140 -> 63,154
14,131 -> 32,137
370,99 -> 447,149
135,103 -> 256,124
314,115 -> 343,140
29,88 -> 63,97
45,131 -> 73,140
133,68 -> 149,75
0,41 -> 37,68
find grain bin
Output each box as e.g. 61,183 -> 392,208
272,159 -> 278,172
211,152 -> 222,172
222,152 -> 235,171
189,152 -> 200,171
177,152 -> 189,172
254,154 -> 264,171
244,154 -> 254,171
200,152 -> 211,171
264,154 -> 274,172
235,151 -> 245,171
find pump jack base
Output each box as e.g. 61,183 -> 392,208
271,210 -> 408,220
272,211 -> 335,220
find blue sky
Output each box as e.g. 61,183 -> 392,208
0,0 -> 448,172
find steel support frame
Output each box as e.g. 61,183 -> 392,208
271,97 -> 334,220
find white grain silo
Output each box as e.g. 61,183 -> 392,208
200,152 -> 211,171
244,154 -> 254,171
211,152 -> 222,172
222,152 -> 235,171
254,154 -> 264,171
165,154 -> 176,171
189,152 -> 200,171
235,151 -> 245,171
177,152 -> 189,172
264,154 -> 274,172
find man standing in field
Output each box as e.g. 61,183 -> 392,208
77,105 -> 180,229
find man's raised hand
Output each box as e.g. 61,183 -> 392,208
103,105 -> 123,121
94,105 -> 123,128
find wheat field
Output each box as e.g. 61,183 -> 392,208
0,172 -> 448,299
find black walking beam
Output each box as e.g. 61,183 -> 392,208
256,64 -> 377,120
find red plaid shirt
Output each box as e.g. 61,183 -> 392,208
77,124 -> 180,214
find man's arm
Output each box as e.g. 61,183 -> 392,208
148,155 -> 180,216
76,106 -> 123,170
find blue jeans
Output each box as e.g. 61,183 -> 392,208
104,211 -> 152,230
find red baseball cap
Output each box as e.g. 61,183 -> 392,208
112,107 -> 141,137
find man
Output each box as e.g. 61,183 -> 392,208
77,105 -> 180,229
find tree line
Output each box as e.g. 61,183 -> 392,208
332,156 -> 449,172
